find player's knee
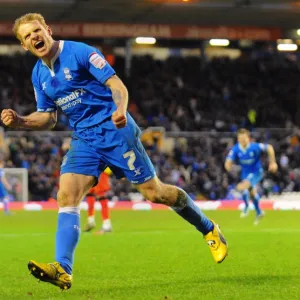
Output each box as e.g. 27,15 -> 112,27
237,181 -> 250,191
236,183 -> 244,191
249,189 -> 255,198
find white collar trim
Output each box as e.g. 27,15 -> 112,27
42,40 -> 64,76
238,143 -> 251,153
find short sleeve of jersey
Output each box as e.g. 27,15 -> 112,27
32,71 -> 57,112
256,143 -> 268,154
226,147 -> 237,161
75,43 -> 116,84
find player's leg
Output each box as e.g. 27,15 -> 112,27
28,137 -> 101,289
1,195 -> 9,215
135,176 -> 213,233
235,179 -> 252,217
250,187 -> 265,225
134,176 -> 227,263
250,187 -> 262,214
28,173 -> 95,289
248,171 -> 264,225
0,185 -> 9,214
55,173 -> 95,272
84,193 -> 96,232
98,194 -> 112,233
99,115 -> 227,263
240,189 -> 250,217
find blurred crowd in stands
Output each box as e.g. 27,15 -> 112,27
1,50 -> 300,200
2,128 -> 300,201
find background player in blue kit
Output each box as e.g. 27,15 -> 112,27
0,152 -> 11,215
225,129 -> 278,225
1,13 -> 228,290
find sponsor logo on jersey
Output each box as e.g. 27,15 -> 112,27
240,159 -> 255,164
89,52 -> 107,69
42,82 -> 47,90
55,89 -> 85,111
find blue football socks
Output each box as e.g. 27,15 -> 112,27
3,196 -> 9,214
55,207 -> 80,275
242,190 -> 249,213
172,188 -> 214,235
252,193 -> 262,216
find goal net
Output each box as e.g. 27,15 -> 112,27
4,168 -> 28,202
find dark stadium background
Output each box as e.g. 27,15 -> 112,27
0,0 -> 300,204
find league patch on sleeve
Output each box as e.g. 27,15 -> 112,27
89,52 -> 107,69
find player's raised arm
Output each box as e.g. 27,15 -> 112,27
105,75 -> 129,129
266,144 -> 278,173
224,159 -> 233,172
0,173 -> 11,192
1,109 -> 57,130
74,43 -> 128,129
224,149 -> 236,172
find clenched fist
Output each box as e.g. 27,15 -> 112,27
112,109 -> 127,129
268,162 -> 278,174
1,109 -> 20,128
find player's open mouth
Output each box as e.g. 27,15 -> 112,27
34,41 -> 45,52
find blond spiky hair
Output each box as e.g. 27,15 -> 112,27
13,13 -> 47,40
237,128 -> 250,136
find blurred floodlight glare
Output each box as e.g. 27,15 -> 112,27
277,44 -> 298,51
209,39 -> 230,46
135,37 -> 156,44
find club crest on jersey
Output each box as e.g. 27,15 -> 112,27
63,68 -> 73,81
89,52 -> 106,69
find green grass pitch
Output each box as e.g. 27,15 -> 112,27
1,210 -> 300,300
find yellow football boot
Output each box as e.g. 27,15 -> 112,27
204,220 -> 228,263
28,260 -> 72,290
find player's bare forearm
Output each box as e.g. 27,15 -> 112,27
20,111 -> 57,130
225,160 -> 232,172
105,75 -> 128,128
1,109 -> 56,130
105,75 -> 128,113
267,144 -> 276,163
267,144 -> 278,173
2,177 -> 11,191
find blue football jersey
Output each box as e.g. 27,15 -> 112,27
32,40 -> 116,131
226,142 -> 267,178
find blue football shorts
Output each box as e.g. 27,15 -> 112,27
60,114 -> 156,185
242,169 -> 264,188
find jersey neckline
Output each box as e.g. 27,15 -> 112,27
41,40 -> 64,77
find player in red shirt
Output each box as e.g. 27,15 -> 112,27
84,168 -> 112,233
